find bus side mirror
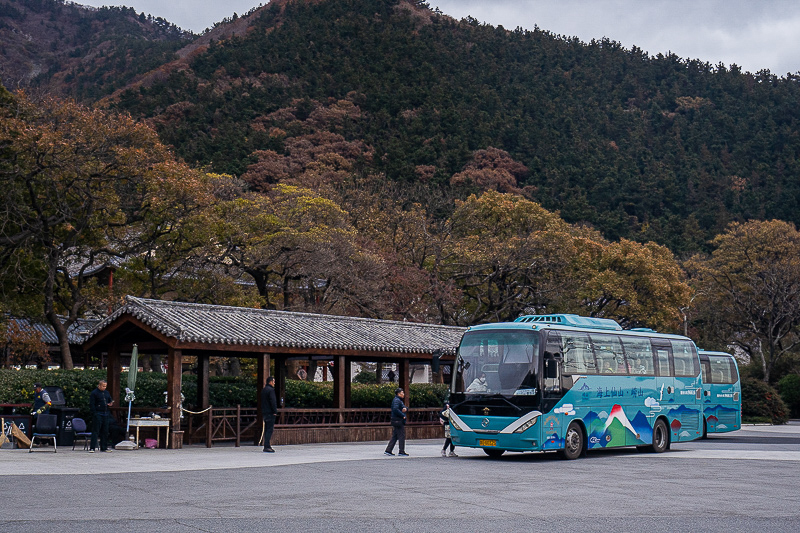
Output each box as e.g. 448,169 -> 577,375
432,349 -> 441,373
544,351 -> 560,379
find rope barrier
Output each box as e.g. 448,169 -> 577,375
180,406 -> 213,415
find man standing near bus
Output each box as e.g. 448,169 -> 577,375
89,379 -> 113,453
261,376 -> 278,453
384,388 -> 408,456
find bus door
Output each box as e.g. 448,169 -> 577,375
671,340 -> 703,439
541,331 -> 565,449
651,340 -> 675,436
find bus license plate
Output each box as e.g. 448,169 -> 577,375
479,439 -> 497,447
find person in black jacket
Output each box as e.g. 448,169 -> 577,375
261,376 -> 279,452
384,388 -> 408,456
89,380 -> 114,453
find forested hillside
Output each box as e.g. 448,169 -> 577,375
104,0 -> 800,253
0,0 -> 192,100
4,0 -> 800,383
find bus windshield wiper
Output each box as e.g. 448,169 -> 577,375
488,394 -> 523,412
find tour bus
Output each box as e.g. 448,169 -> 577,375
698,350 -> 742,436
447,314 -> 704,459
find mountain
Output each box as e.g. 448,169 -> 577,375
8,0 -> 800,253
0,0 -> 193,100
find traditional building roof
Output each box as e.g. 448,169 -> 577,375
8,316 -> 98,345
85,296 -> 465,355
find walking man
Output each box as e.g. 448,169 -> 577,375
384,388 -> 408,456
261,376 -> 278,452
89,380 -> 113,453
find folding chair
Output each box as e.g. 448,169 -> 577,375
29,414 -> 58,453
71,417 -> 92,450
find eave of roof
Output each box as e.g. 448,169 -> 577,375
84,296 -> 464,355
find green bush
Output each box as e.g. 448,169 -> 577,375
352,370 -> 378,384
742,377 -> 789,424
284,380 -> 333,408
0,369 -> 449,416
777,374 -> 800,418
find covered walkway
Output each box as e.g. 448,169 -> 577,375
81,297 -> 465,448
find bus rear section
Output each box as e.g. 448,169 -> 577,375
448,314 -> 704,459
699,350 -> 742,436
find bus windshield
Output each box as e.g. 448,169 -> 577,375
453,329 -> 540,396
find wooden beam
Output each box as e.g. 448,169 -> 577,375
197,354 -> 209,410
167,348 -> 183,449
344,357 -> 352,409
275,356 -> 286,408
400,359 -> 410,407
107,344 -> 120,411
333,355 -> 346,410
256,353 -> 270,440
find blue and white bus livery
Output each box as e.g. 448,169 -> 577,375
448,314 -> 704,459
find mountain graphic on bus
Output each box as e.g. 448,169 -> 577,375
585,405 -> 652,448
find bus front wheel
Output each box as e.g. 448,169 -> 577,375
484,448 -> 505,458
650,419 -> 669,453
560,422 -> 584,460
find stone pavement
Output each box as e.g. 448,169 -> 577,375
2,421 -> 798,476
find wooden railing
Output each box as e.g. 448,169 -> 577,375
183,407 -> 441,447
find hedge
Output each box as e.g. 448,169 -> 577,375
741,377 -> 789,424
777,374 -> 800,418
0,370 -> 449,419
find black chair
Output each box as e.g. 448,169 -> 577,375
29,413 -> 58,453
72,417 -> 92,450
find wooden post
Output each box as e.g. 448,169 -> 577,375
256,355 -> 270,419
344,358 -> 352,409
400,359 -> 410,407
275,356 -> 286,408
376,362 -> 383,384
334,355 -> 345,422
197,353 -> 209,410
205,403 -> 213,448
236,405 -> 241,447
167,348 -> 183,449
106,344 -> 120,414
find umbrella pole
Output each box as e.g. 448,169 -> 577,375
126,399 -> 132,435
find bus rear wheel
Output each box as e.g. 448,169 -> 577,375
484,448 -> 505,458
650,419 -> 669,453
559,422 -> 584,460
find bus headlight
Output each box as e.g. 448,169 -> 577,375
449,416 -> 463,431
513,416 -> 538,433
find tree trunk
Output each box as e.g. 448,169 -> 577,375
228,357 -> 241,377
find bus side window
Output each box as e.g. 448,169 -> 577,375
560,332 -> 595,374
654,345 -> 672,376
620,337 -> 654,375
671,340 -> 700,377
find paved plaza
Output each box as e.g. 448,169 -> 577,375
1,422 -> 799,532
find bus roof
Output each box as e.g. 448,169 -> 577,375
465,319 -> 691,341
514,314 -> 622,330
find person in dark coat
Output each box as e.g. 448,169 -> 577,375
89,380 -> 114,452
261,376 -> 279,452
384,388 -> 408,456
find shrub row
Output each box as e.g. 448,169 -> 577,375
0,370 -> 449,420
741,377 -> 789,424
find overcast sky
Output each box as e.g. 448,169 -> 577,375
77,0 -> 800,76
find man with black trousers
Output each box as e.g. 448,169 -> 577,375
89,379 -> 114,453
384,388 -> 408,456
261,376 -> 278,452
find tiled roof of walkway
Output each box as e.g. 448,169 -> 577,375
85,296 -> 466,354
